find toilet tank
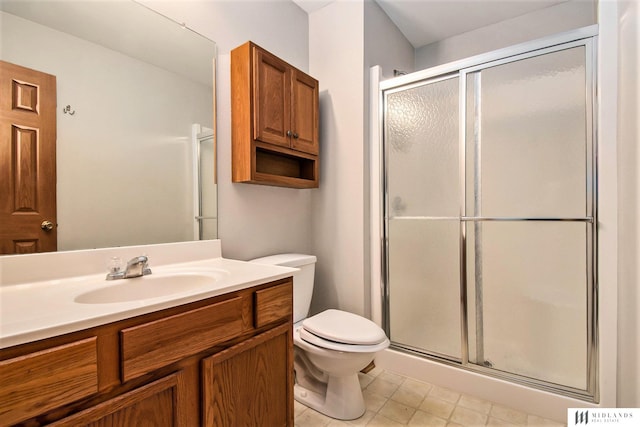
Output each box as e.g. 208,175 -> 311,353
249,254 -> 316,323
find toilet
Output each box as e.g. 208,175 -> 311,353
250,254 -> 389,420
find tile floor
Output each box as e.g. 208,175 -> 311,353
294,368 -> 566,427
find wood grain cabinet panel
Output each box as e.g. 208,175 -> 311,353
202,323 -> 293,427
232,41 -> 319,188
254,280 -> 293,328
0,337 -> 98,426
253,48 -> 291,149
50,374 -> 178,427
120,296 -> 244,382
291,70 -> 319,155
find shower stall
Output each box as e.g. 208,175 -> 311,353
192,124 -> 217,240
380,28 -> 597,400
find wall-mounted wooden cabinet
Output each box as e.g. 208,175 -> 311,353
232,41 -> 319,188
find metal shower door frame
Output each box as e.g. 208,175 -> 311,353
381,26 -> 598,401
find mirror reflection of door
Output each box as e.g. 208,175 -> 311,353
0,61 -> 57,254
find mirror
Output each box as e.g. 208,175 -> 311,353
0,0 -> 217,252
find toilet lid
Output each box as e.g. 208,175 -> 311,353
302,309 -> 387,345
298,327 -> 390,353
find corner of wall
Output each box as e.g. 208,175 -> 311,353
615,0 -> 640,408
596,0 -> 619,409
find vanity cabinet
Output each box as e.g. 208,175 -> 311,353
0,278 -> 293,427
231,41 -> 319,188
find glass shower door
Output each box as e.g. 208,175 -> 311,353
385,76 -> 462,360
382,37 -> 596,396
464,45 -> 593,390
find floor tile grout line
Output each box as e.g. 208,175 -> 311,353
295,369 -> 565,427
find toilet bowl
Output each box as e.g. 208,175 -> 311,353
293,309 -> 389,419
250,254 -> 390,420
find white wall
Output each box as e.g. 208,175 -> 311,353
616,0 -> 640,408
308,1 -> 366,316
306,0 -> 413,318
364,1 -> 415,80
415,0 -> 597,70
2,11 -> 212,251
141,0 -> 313,261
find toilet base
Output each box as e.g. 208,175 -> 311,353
294,373 -> 366,420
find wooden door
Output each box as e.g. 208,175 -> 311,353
253,47 -> 291,149
202,324 -> 293,426
0,61 -> 57,254
291,70 -> 319,155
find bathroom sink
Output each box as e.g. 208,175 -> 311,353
74,272 -> 223,304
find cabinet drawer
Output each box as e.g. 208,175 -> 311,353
0,337 -> 98,426
121,296 -> 244,382
254,281 -> 293,328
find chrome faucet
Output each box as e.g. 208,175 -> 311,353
124,255 -> 152,278
106,255 -> 152,280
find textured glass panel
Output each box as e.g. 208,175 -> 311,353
388,219 -> 461,359
466,47 -> 587,217
386,77 -> 459,217
466,221 -> 588,389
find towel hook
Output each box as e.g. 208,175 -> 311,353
62,105 -> 75,115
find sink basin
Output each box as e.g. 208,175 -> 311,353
74,272 -> 223,304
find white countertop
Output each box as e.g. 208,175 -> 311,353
0,241 -> 296,349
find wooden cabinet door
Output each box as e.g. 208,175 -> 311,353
253,48 -> 291,149
291,70 -> 319,155
202,324 -> 293,427
50,375 -> 178,427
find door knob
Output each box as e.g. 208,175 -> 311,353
41,220 -> 54,231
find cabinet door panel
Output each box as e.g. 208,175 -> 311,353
253,48 -> 291,148
291,70 -> 319,155
202,324 -> 293,427
50,374 -> 178,427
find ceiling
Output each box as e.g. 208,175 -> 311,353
293,0 -> 569,48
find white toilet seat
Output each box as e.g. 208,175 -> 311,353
296,309 -> 390,353
302,309 -> 388,345
299,328 -> 390,353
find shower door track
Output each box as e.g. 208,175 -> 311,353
381,26 -> 599,402
391,217 -> 594,222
